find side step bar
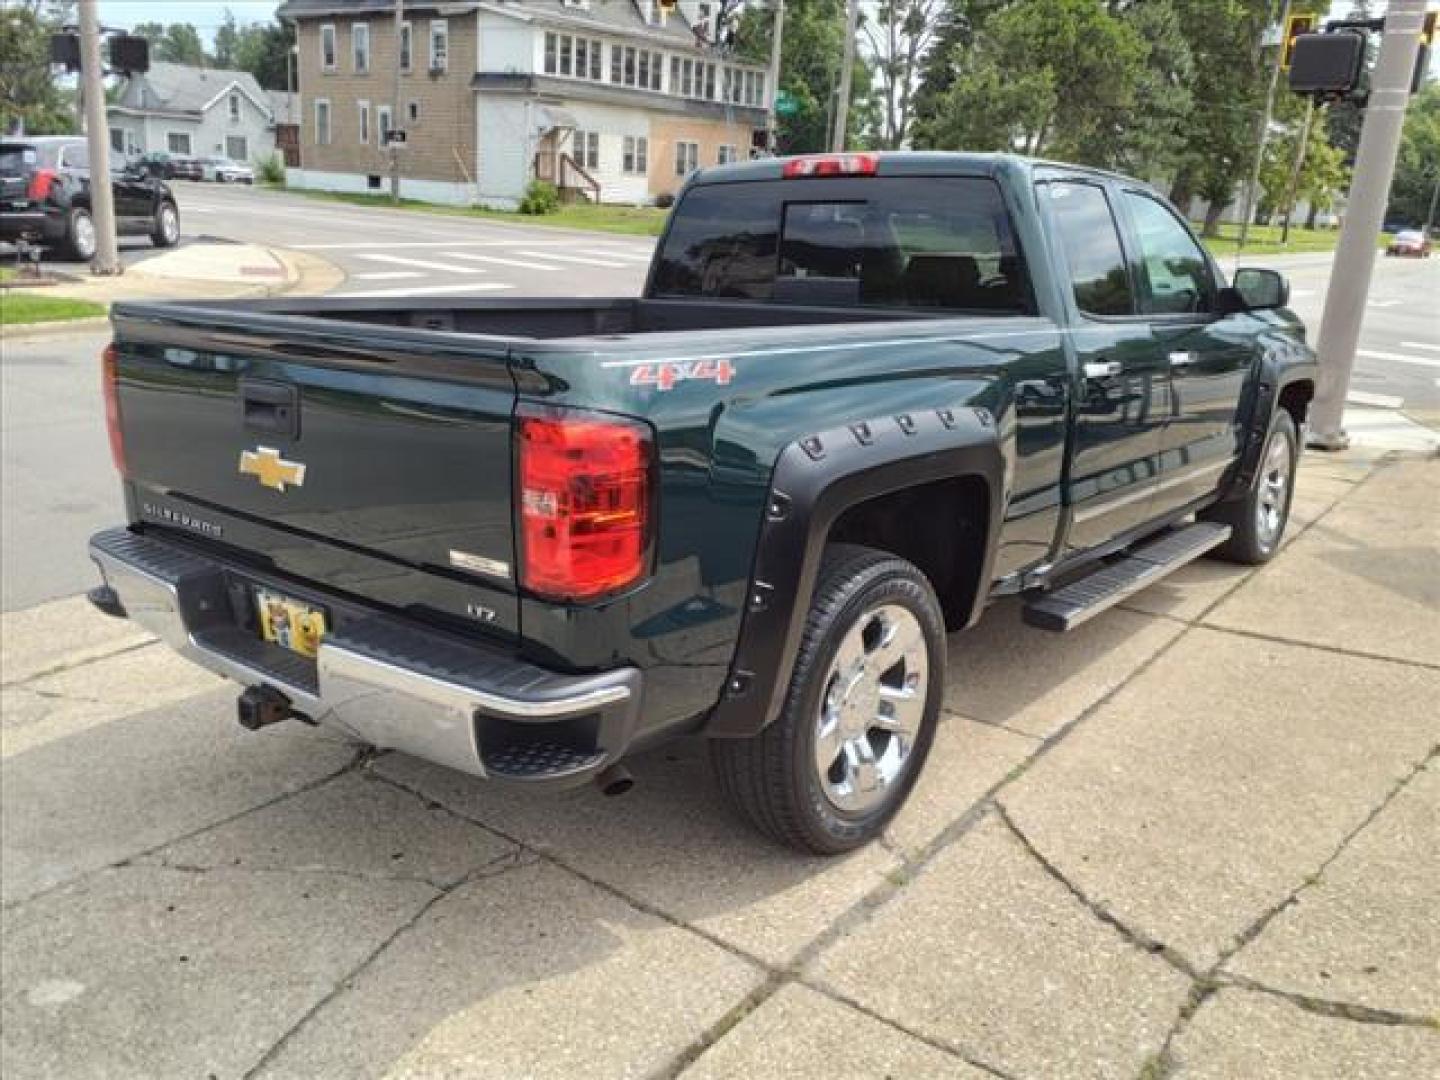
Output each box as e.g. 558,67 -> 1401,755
1023,522 -> 1232,632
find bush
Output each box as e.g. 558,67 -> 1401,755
518,179 -> 560,215
256,153 -> 286,186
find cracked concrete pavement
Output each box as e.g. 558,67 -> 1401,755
2,449 -> 1437,1079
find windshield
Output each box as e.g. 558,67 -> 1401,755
652,176 -> 1033,314
0,145 -> 38,175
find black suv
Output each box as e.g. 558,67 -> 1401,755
1,136 -> 181,261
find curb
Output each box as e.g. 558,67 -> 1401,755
0,316 -> 112,342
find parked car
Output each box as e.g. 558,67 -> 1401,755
199,157 -> 255,184
0,137 -> 180,261
87,152 -> 1315,854
1385,229 -> 1432,257
134,151 -> 204,182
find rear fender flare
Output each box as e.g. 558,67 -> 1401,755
705,407 -> 1006,738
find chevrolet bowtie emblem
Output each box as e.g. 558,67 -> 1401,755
239,446 -> 307,492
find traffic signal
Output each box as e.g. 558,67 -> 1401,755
1282,13 -> 1317,70
1288,30 -> 1367,96
109,35 -> 150,76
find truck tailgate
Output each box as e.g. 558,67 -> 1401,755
110,304 -> 521,638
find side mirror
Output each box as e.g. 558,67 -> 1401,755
1231,267 -> 1290,311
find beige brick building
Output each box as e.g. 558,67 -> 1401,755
276,0 -> 770,208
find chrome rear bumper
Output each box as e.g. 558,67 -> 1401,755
88,527 -> 641,785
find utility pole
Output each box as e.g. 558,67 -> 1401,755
832,0 -> 860,152
1308,0 -> 1427,450
78,0 -> 120,275
390,0 -> 404,203
1280,97 -> 1315,246
766,0 -> 785,154
1237,0 -> 1290,256
1426,170 -> 1440,235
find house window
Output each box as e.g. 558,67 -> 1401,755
572,129 -> 599,170
320,24 -> 336,71
560,35 -> 573,76
675,140 -> 698,177
378,105 -> 393,146
358,101 -> 370,144
400,22 -> 413,71
623,135 -> 648,175
408,100 -> 420,123
681,59 -> 693,97
717,144 -> 736,165
228,92 -> 241,121
545,32 -> 557,73
167,131 -> 192,155
429,20 -> 448,72
314,99 -> 331,145
110,128 -> 125,153
624,46 -> 636,86
612,44 -> 623,84
226,135 -> 248,161
353,23 -> 370,73
670,57 -> 679,93
704,63 -> 716,100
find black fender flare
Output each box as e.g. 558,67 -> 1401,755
705,406 -> 1007,738
1223,346 -> 1318,501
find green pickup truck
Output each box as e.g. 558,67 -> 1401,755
87,153 -> 1316,854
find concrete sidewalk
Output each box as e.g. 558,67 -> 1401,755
1,445 -> 1436,1078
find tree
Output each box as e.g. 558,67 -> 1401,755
1093,0 -> 1194,179
232,21 -> 296,90
863,0 -> 948,149
212,9 -> 241,70
1257,106 -> 1349,227
1388,80 -> 1440,228
133,21 -> 208,66
0,0 -> 75,136
733,0 -> 876,153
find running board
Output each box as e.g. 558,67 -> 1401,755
1023,523 -> 1232,632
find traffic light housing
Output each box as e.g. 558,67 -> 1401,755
1282,13 -> 1317,70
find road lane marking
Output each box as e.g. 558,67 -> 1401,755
357,253 -> 487,274
577,248 -> 653,262
1346,390 -> 1405,409
1356,348 -> 1440,369
353,271 -> 423,281
331,282 -> 515,298
1401,341 -> 1440,352
513,250 -> 628,268
290,239 -> 654,251
442,252 -> 562,272
1367,299 -> 1401,308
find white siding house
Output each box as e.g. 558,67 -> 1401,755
108,63 -> 278,165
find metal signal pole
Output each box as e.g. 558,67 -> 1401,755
832,0 -> 860,152
390,0 -> 404,203
78,0 -> 120,275
766,0 -> 785,153
1308,0 -> 1427,449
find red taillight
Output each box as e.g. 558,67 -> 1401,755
782,153 -> 879,179
518,407 -> 653,602
27,168 -> 56,202
102,344 -> 127,477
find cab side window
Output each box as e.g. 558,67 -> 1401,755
1045,182 -> 1133,317
1122,192 -> 1214,315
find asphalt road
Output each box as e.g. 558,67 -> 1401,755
2,184 -> 1436,612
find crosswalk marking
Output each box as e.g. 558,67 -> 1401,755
513,250 -> 628,268
353,271 -> 424,281
442,252 -> 562,272
357,253 -> 487,274
331,282 -> 515,299
1356,348 -> 1440,369
1401,341 -> 1440,352
1346,390 -> 1405,409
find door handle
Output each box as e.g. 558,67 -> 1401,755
1169,351 -> 1198,368
1083,360 -> 1123,380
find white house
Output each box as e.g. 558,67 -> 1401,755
108,62 -> 278,164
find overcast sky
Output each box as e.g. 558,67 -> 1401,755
98,1 -> 277,40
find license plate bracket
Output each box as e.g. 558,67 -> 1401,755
254,589 -> 327,659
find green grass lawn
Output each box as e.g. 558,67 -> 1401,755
0,291 -> 107,326
1193,222 -> 1394,258
286,188 -> 670,237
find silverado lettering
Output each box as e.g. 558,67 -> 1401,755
88,153 -> 1314,854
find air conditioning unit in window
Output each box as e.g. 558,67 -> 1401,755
429,62 -> 447,75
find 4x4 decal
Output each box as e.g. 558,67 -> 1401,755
629,359 -> 736,391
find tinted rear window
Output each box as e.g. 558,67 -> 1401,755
0,145 -> 38,175
652,177 -> 1033,314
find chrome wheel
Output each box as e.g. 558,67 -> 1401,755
815,603 -> 929,815
159,204 -> 179,243
1255,427 -> 1293,551
71,212 -> 96,260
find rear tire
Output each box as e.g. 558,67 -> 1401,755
151,201 -> 180,247
63,207 -> 96,261
1202,410 -> 1298,565
710,544 -> 945,854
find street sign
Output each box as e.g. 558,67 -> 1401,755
384,130 -> 408,147
774,90 -> 799,117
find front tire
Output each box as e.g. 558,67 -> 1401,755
151,201 -> 180,247
1203,410 -> 1298,565
711,544 -> 945,854
63,206 -> 96,261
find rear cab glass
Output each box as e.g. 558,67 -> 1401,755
652,176 -> 1034,314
